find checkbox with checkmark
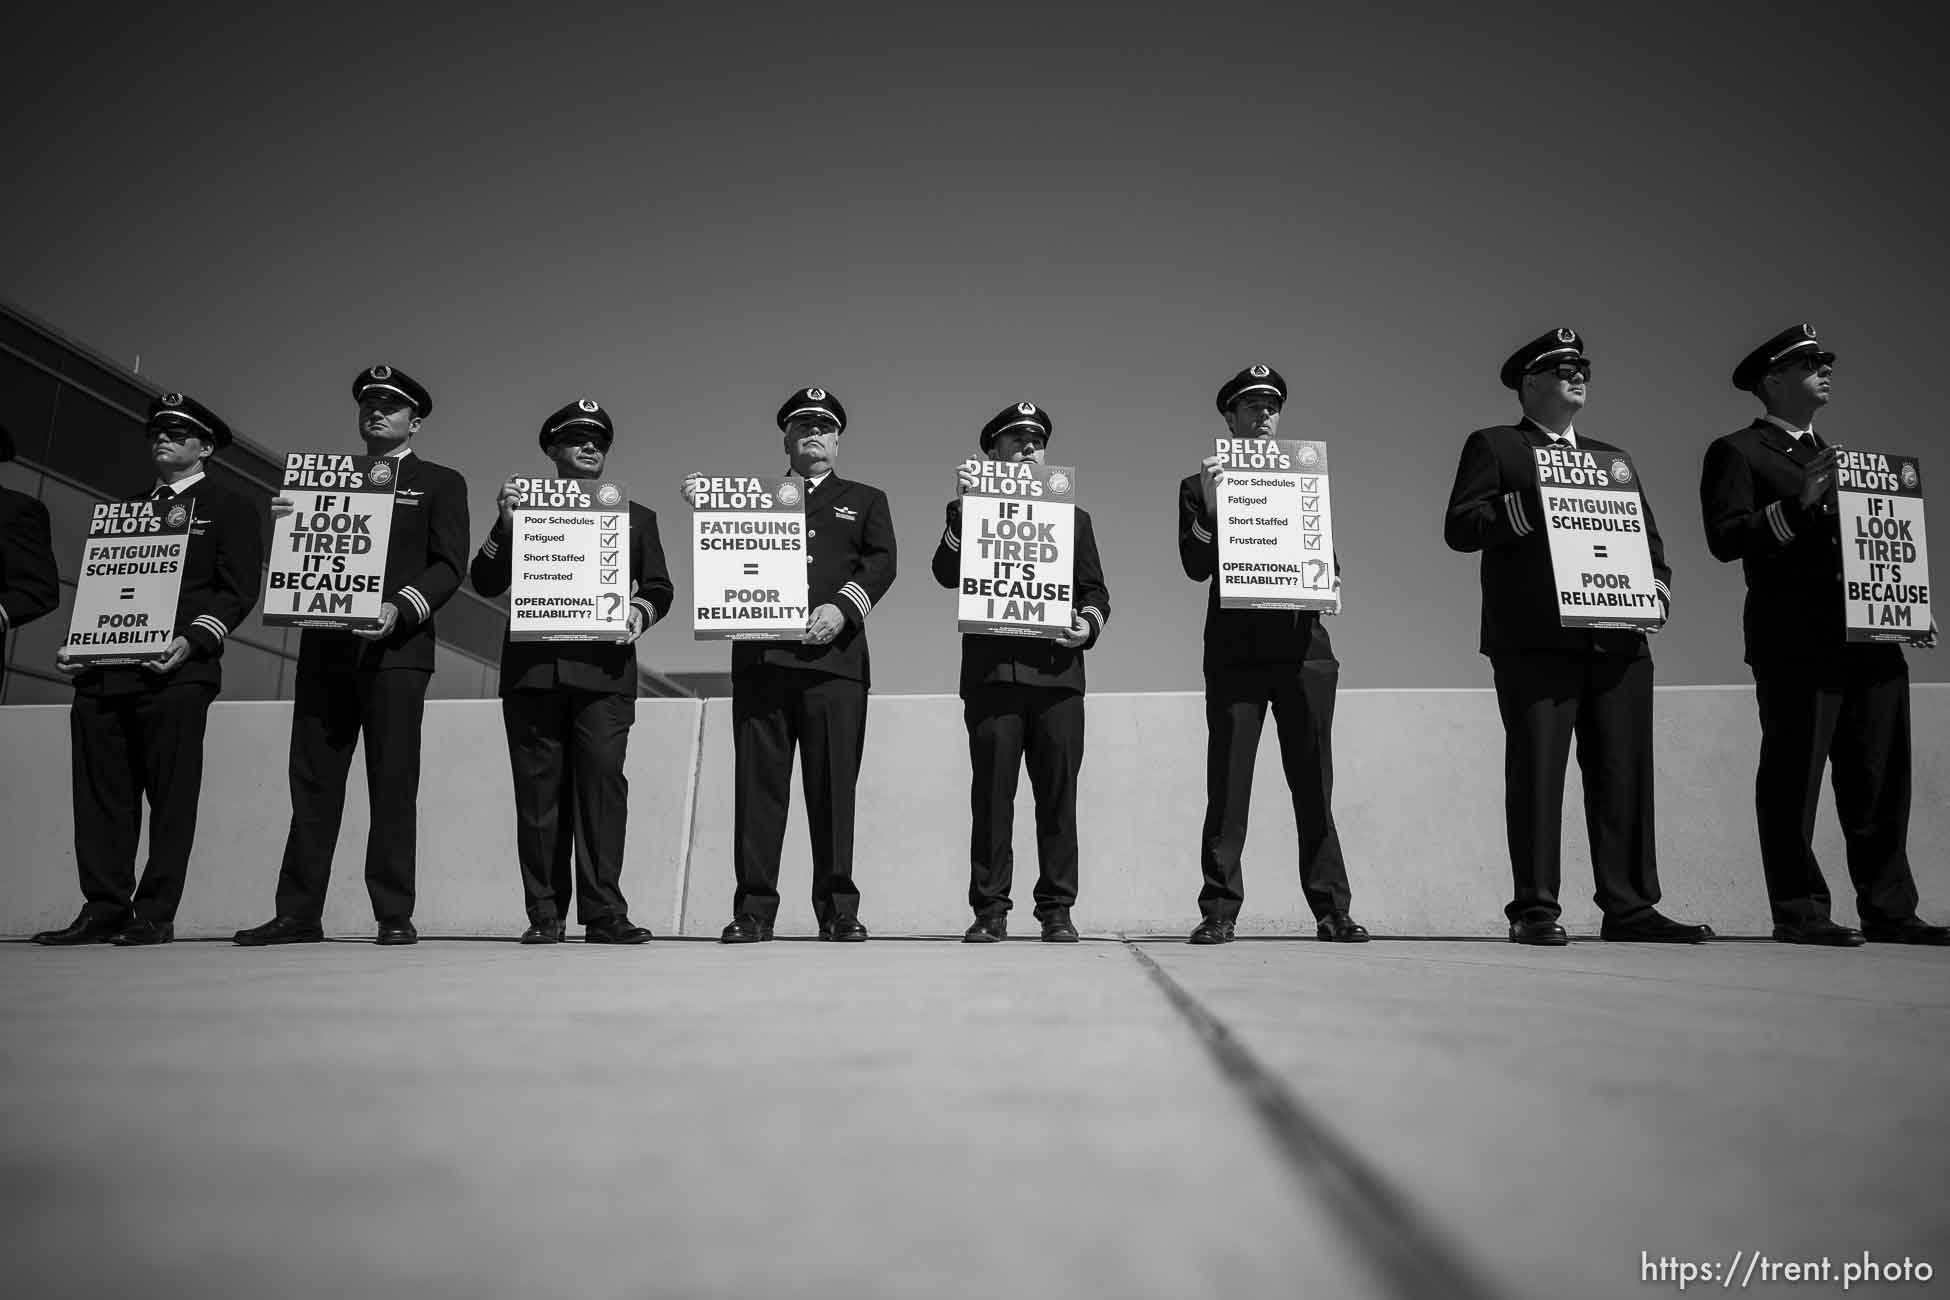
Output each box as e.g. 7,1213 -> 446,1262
1303,534 -> 1322,549
1301,495 -> 1320,512
600,532 -> 618,547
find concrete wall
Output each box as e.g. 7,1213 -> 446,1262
4,687 -> 1945,939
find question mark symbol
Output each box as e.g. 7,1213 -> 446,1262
1304,559 -> 1329,589
601,593 -> 622,621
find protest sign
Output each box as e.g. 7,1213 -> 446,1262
62,499 -> 193,666
1535,445 -> 1661,630
957,461 -> 1076,637
1214,437 -> 1339,612
1837,449 -> 1932,645
691,474 -> 808,640
262,452 -> 397,630
509,477 -> 632,642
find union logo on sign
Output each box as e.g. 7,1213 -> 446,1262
1297,444 -> 1320,468
368,461 -> 394,487
597,483 -> 622,506
777,481 -> 803,507
1610,458 -> 1633,484
1047,470 -> 1072,497
165,504 -> 189,529
1902,462 -> 1919,489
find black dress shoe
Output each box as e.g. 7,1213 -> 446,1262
1600,910 -> 1714,943
376,919 -> 418,946
520,920 -> 566,944
110,918 -> 174,946
585,916 -> 652,944
822,916 -> 869,942
1773,918 -> 1865,947
1317,912 -> 1369,943
31,912 -> 129,946
1860,918 -> 1950,946
1509,917 -> 1569,946
720,914 -> 774,944
1189,917 -> 1235,945
1040,916 -> 1080,943
963,915 -> 1007,943
233,915 -> 324,946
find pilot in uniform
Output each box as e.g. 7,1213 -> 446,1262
690,387 -> 896,943
930,401 -> 1108,942
1179,365 -> 1368,945
0,419 -> 60,698
236,365 -> 469,946
1700,324 -> 1947,945
469,399 -> 674,944
34,393 -> 263,945
1444,329 -> 1711,945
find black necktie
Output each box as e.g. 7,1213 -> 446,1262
152,484 -> 174,500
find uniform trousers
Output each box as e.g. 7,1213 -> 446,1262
1199,662 -> 1351,922
732,665 -> 866,926
502,688 -> 634,925
70,681 -> 217,923
965,684 -> 1084,922
275,667 -> 430,923
1753,651 -> 1918,927
1491,650 -> 1660,923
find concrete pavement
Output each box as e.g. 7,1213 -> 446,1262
2,937 -> 1945,1299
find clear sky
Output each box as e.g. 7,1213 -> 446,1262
7,1 -> 1945,691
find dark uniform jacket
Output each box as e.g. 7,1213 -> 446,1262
469,499 -> 675,696
1443,420 -> 1671,658
731,473 -> 896,686
1178,473 -> 1335,670
0,487 -> 60,678
930,499 -> 1110,697
1700,418 -> 1868,667
296,450 -> 469,675
75,475 -> 265,698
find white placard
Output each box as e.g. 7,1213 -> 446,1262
1837,449 -> 1932,645
1535,446 -> 1661,630
956,461 -> 1076,637
510,477 -> 632,642
691,474 -> 808,640
262,452 -> 397,629
1214,437 -> 1339,612
62,499 -> 192,665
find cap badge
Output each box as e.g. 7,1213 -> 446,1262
806,388 -> 826,402
371,364 -> 392,380
578,398 -> 600,413
368,461 -> 394,487
1248,364 -> 1270,378
777,480 -> 804,507
1801,323 -> 1817,339
1610,458 -> 1634,485
1555,327 -> 1576,344
1016,401 -> 1037,416
162,392 -> 183,407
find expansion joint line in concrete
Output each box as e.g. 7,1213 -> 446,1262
1121,940 -> 1500,1300
671,704 -> 709,934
